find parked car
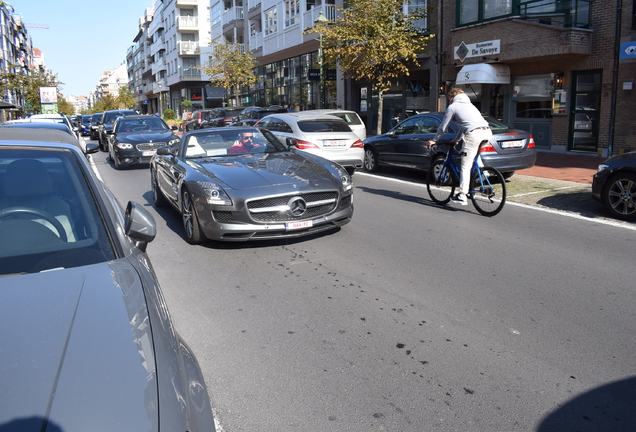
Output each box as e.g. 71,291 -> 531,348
302,109 -> 367,140
97,109 -> 137,151
231,106 -> 288,127
0,123 -> 94,153
150,127 -> 354,244
29,113 -> 79,138
200,107 -> 245,129
79,114 -> 93,135
89,112 -> 103,140
592,150 -> 636,221
362,112 -> 537,178
185,109 -> 213,131
108,115 -> 180,169
257,112 -> 364,175
0,135 -> 215,432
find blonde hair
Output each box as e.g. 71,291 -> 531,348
448,88 -> 465,99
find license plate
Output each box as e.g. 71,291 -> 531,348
286,220 -> 313,230
322,140 -> 347,147
500,140 -> 523,149
142,150 -> 156,156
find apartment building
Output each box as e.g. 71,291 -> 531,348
0,3 -> 37,118
90,64 -> 129,108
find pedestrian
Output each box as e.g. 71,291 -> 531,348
427,88 -> 492,206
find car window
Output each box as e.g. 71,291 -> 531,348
332,112 -> 362,126
483,115 -> 511,131
116,117 -> 168,133
421,117 -> 442,133
393,117 -> 425,135
183,130 -> 286,158
0,148 -> 117,275
297,119 -> 351,133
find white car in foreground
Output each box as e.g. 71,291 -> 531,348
257,112 -> 364,175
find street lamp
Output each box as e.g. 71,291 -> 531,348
314,11 -> 329,109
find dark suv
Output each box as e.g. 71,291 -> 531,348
199,107 -> 245,129
98,110 -> 137,151
185,110 -> 213,131
89,113 -> 103,140
230,106 -> 288,127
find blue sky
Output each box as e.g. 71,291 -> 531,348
8,0 -> 151,97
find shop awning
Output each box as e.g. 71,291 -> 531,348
0,101 -> 16,109
456,64 -> 510,85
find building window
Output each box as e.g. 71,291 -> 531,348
406,0 -> 427,29
457,0 -> 590,28
211,2 -> 222,25
264,7 -> 277,35
285,0 -> 300,27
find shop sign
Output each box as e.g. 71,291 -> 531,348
454,40 -> 501,62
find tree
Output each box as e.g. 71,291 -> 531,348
181,99 -> 193,112
116,85 -> 137,109
0,69 -> 60,114
57,97 -> 75,115
198,40 -> 257,106
93,94 -> 119,113
312,0 -> 432,134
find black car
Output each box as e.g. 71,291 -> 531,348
0,135 -> 215,431
185,109 -> 213,131
592,150 -> 636,221
230,106 -> 288,127
98,109 -> 137,151
108,115 -> 179,169
362,113 -> 536,178
89,112 -> 103,140
200,107 -> 245,129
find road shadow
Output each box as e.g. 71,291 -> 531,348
537,376 -> 636,432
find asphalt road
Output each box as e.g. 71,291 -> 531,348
90,147 -> 636,432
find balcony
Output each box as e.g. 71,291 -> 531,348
178,41 -> 201,55
247,0 -> 261,11
177,16 -> 199,31
303,4 -> 336,29
176,0 -> 198,5
222,7 -> 244,26
249,32 -> 263,50
179,68 -> 202,81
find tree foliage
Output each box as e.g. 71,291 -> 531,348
116,84 -> 137,109
92,94 -> 119,113
198,40 -> 257,104
0,69 -> 60,114
57,97 -> 75,115
312,0 -> 433,134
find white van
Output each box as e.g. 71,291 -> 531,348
302,109 -> 366,141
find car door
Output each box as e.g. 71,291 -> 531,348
402,115 -> 457,170
153,140 -> 184,207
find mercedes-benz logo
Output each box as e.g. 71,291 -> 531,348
288,196 -> 307,217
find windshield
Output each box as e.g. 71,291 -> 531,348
116,117 -> 169,133
91,114 -> 103,125
0,148 -> 116,275
297,119 -> 352,133
184,129 -> 286,158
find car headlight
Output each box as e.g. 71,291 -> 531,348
332,164 -> 352,192
196,181 -> 232,205
116,143 -> 134,149
597,163 -> 609,173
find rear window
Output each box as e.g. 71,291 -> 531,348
483,116 -> 512,132
297,119 -> 352,133
330,112 -> 362,126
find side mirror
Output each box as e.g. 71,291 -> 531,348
171,125 -> 178,130
124,201 -> 156,252
85,142 -> 99,154
286,138 -> 298,148
157,145 -> 174,156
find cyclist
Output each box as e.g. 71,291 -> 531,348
427,88 -> 492,206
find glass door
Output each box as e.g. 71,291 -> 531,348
569,70 -> 601,152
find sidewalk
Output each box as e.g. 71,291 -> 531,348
520,151 -> 605,184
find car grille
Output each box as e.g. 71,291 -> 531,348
248,192 -> 338,222
213,211 -> 234,222
137,142 -> 166,151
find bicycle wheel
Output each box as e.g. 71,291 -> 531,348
427,158 -> 456,205
470,166 -> 506,216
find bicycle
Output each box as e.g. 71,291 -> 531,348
426,140 -> 507,216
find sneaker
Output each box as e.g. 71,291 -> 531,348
450,193 -> 468,206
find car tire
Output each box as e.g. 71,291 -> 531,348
364,146 -> 380,172
111,146 -> 122,170
601,172 -> 636,221
151,168 -> 167,207
181,187 -> 206,244
502,171 -> 515,180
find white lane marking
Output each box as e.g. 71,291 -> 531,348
355,172 -> 636,231
89,154 -> 103,182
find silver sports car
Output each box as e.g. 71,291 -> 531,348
150,127 -> 354,243
0,133 -> 215,432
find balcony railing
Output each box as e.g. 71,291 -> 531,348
303,4 -> 336,29
247,0 -> 261,10
177,16 -> 198,30
180,68 -> 202,80
249,32 -> 263,50
222,7 -> 244,26
176,0 -> 198,5
518,0 -> 590,28
178,41 -> 201,55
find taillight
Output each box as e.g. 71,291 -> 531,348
351,139 -> 363,148
296,139 -> 320,149
528,135 -> 535,148
480,141 -> 496,152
